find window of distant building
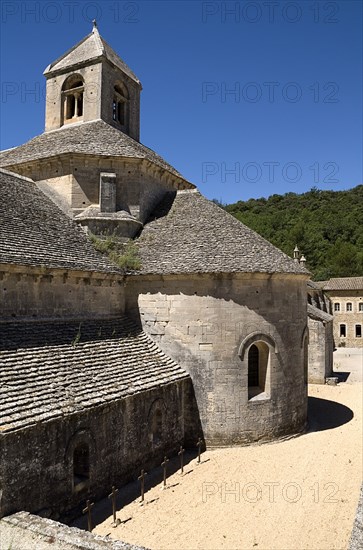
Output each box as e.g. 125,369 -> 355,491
346,303 -> 352,312
334,303 -> 340,312
359,303 -> 363,312
339,324 -> 346,337
356,325 -> 362,338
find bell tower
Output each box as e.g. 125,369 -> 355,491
43,21 -> 142,141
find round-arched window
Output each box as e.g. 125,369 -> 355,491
112,82 -> 129,128
62,74 -> 84,123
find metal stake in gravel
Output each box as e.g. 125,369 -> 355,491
108,486 -> 119,524
161,456 -> 169,488
138,469 -> 147,504
82,499 -> 94,532
178,445 -> 185,474
197,437 -> 203,464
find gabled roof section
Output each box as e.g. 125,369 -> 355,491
134,190 -> 309,276
0,169 -> 119,273
44,24 -> 141,84
0,120 -> 189,182
0,316 -> 189,433
323,277 -> 363,291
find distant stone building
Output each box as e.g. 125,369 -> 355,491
307,281 -> 334,383
0,24 -> 310,519
293,246 -> 334,384
322,277 -> 363,348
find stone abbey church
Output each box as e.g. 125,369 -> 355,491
0,25 -> 310,520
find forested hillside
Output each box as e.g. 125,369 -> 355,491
224,186 -> 363,280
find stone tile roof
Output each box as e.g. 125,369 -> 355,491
0,120 -> 186,181
323,277 -> 363,291
307,280 -> 324,290
0,169 -> 118,273
0,316 -> 189,434
308,304 -> 333,323
135,190 -> 309,276
44,26 -> 141,85
312,280 -> 328,289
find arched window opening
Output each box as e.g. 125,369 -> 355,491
73,443 -> 89,492
247,341 -> 270,400
248,345 -> 259,387
113,83 -> 129,128
152,408 -> 163,445
61,74 -> 84,125
148,399 -> 165,446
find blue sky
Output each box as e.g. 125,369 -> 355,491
1,0 -> 362,203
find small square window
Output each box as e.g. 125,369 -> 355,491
340,324 -> 346,337
346,303 -> 352,312
359,303 -> 363,312
356,325 -> 362,338
334,303 -> 340,312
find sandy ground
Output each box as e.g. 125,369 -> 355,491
84,349 -> 362,550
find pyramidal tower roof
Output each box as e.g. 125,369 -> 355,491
43,21 -> 141,85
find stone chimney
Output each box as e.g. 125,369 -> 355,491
99,173 -> 117,213
293,245 -> 300,263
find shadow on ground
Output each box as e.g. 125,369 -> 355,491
71,450 -> 203,532
334,371 -> 351,383
308,396 -> 354,432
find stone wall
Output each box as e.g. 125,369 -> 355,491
10,156 -> 186,224
0,265 -> 125,319
308,317 -> 333,383
125,272 -> 308,446
326,290 -> 363,348
0,512 -> 145,550
0,379 -> 193,520
101,61 -> 141,141
44,53 -> 140,139
45,63 -> 103,132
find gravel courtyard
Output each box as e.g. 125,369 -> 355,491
90,348 -> 362,550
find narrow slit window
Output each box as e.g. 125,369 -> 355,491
73,443 -> 89,491
356,325 -> 362,338
66,95 -> 75,119
77,92 -> 83,116
152,408 -> 163,444
113,83 -> 128,129
339,324 -> 346,337
118,102 -> 125,125
248,345 -> 259,387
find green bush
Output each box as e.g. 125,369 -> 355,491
89,233 -> 141,271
